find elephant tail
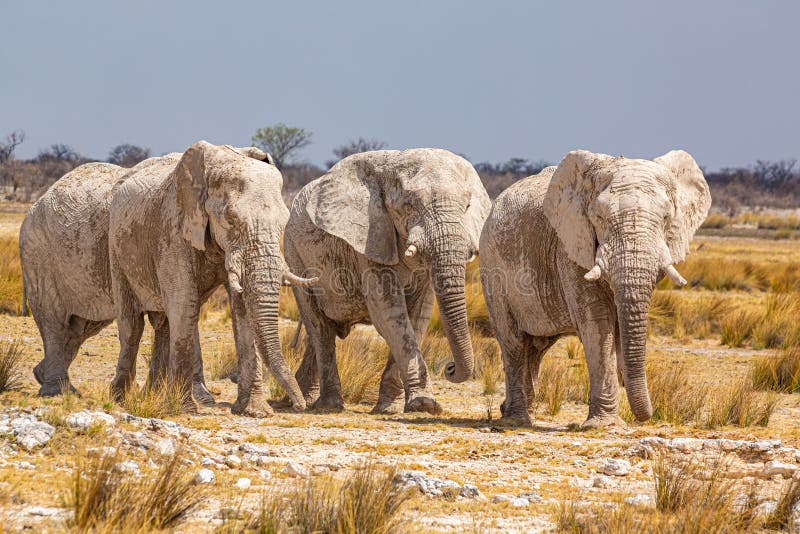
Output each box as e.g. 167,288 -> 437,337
290,319 -> 303,348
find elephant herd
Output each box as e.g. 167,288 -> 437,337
18,141 -> 710,427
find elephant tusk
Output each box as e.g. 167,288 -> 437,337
665,264 -> 687,287
405,244 -> 417,257
584,264 -> 602,281
228,272 -> 244,294
282,271 -> 319,287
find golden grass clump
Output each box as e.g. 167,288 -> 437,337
704,379 -> 778,429
67,447 -> 204,532
120,381 -> 185,419
751,347 -> 800,393
0,338 -> 24,392
764,477 -> 800,531
207,341 -> 238,381
640,361 -> 706,426
228,462 -> 411,534
535,343 -> 590,417
0,236 -> 22,315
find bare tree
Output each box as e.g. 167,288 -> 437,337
108,143 -> 151,167
329,137 -> 387,166
251,123 -> 313,168
0,130 -> 25,163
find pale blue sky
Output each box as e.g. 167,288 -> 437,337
1,1 -> 797,169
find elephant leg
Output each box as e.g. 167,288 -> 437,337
363,267 -> 441,416
191,325 -> 215,406
37,327 -> 76,397
567,292 -> 623,428
228,287 -> 272,417
294,341 -> 320,406
498,332 -> 533,424
147,312 -> 170,388
373,276 -> 434,414
309,322 -> 343,412
110,310 -> 145,402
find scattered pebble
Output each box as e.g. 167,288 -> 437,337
282,461 -> 309,478
65,410 -> 115,431
225,455 -> 242,468
235,477 -> 251,490
194,469 -> 216,484
600,458 -> 631,477
11,415 -> 55,450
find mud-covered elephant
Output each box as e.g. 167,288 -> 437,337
480,150 -> 710,427
284,148 -> 491,414
19,162 -> 212,400
107,141 -> 315,415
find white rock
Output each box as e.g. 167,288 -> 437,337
761,461 -> 798,479
114,460 -> 140,474
517,491 -> 542,504
11,416 -> 55,450
201,457 -> 217,467
225,454 -> 242,468
574,459 -> 587,467
492,494 -> 512,503
460,484 -> 482,499
194,468 -> 216,484
65,410 -> 115,431
750,440 -> 781,453
154,438 -> 176,456
26,506 -> 62,517
282,461 -> 308,477
15,461 -> 35,470
669,438 -> 704,453
235,477 -> 251,490
510,497 -> 529,507
600,459 -> 631,477
259,469 -> 272,480
624,494 -> 653,507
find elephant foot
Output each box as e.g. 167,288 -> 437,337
581,414 -> 626,429
232,393 -> 274,418
404,396 -> 443,416
193,381 -> 216,407
33,361 -> 45,385
38,380 -> 79,397
312,395 -> 345,413
181,397 -> 200,415
371,397 -> 405,414
500,411 -> 532,426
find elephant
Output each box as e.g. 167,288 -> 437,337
19,161 -> 213,400
107,140 -> 316,415
284,148 -> 491,414
479,150 -> 710,428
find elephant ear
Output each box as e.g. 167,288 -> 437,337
304,160 -> 398,265
463,166 -> 492,254
654,150 -> 711,264
543,150 -> 600,271
175,141 -> 211,251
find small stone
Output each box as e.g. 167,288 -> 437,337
510,497 -> 529,507
574,459 -> 587,467
600,458 -> 631,476
235,477 -> 251,490
259,469 -> 272,480
154,438 -> 176,456
517,491 -> 542,504
114,460 -> 140,474
460,484 -> 482,499
194,468 -> 216,484
282,461 -> 309,478
201,457 -> 217,467
592,475 -> 615,489
624,494 -> 653,507
761,461 -> 798,479
11,416 -> 55,450
65,410 -> 116,431
225,454 -> 242,468
492,494 -> 512,503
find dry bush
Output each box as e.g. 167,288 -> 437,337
535,349 -> 589,416
207,341 -> 238,381
635,361 -> 706,425
751,347 -> 800,393
120,380 -> 185,419
473,333 -> 502,395
67,447 -> 203,531
704,378 -> 778,429
232,462 -> 411,534
0,338 -> 23,392
649,292 -> 734,340
0,236 -> 22,315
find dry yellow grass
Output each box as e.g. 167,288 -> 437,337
0,237 -> 21,315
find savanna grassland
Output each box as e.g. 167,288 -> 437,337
1,205 -> 800,532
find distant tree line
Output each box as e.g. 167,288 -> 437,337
1,126 -> 799,212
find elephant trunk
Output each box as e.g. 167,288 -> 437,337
242,253 -> 306,411
429,229 -> 474,384
612,254 -> 658,422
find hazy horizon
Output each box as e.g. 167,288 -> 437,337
1,1 -> 798,170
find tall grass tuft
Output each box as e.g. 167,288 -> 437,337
67,447 -> 203,531
644,361 -> 706,425
704,378 -> 778,428
0,237 -> 22,315
207,341 -> 238,381
764,477 -> 800,531
751,347 -> 800,393
0,338 -> 23,392
121,380 -> 185,419
232,462 -> 411,534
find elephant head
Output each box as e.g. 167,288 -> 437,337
304,148 -> 491,383
175,141 -> 316,410
544,150 -> 710,421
